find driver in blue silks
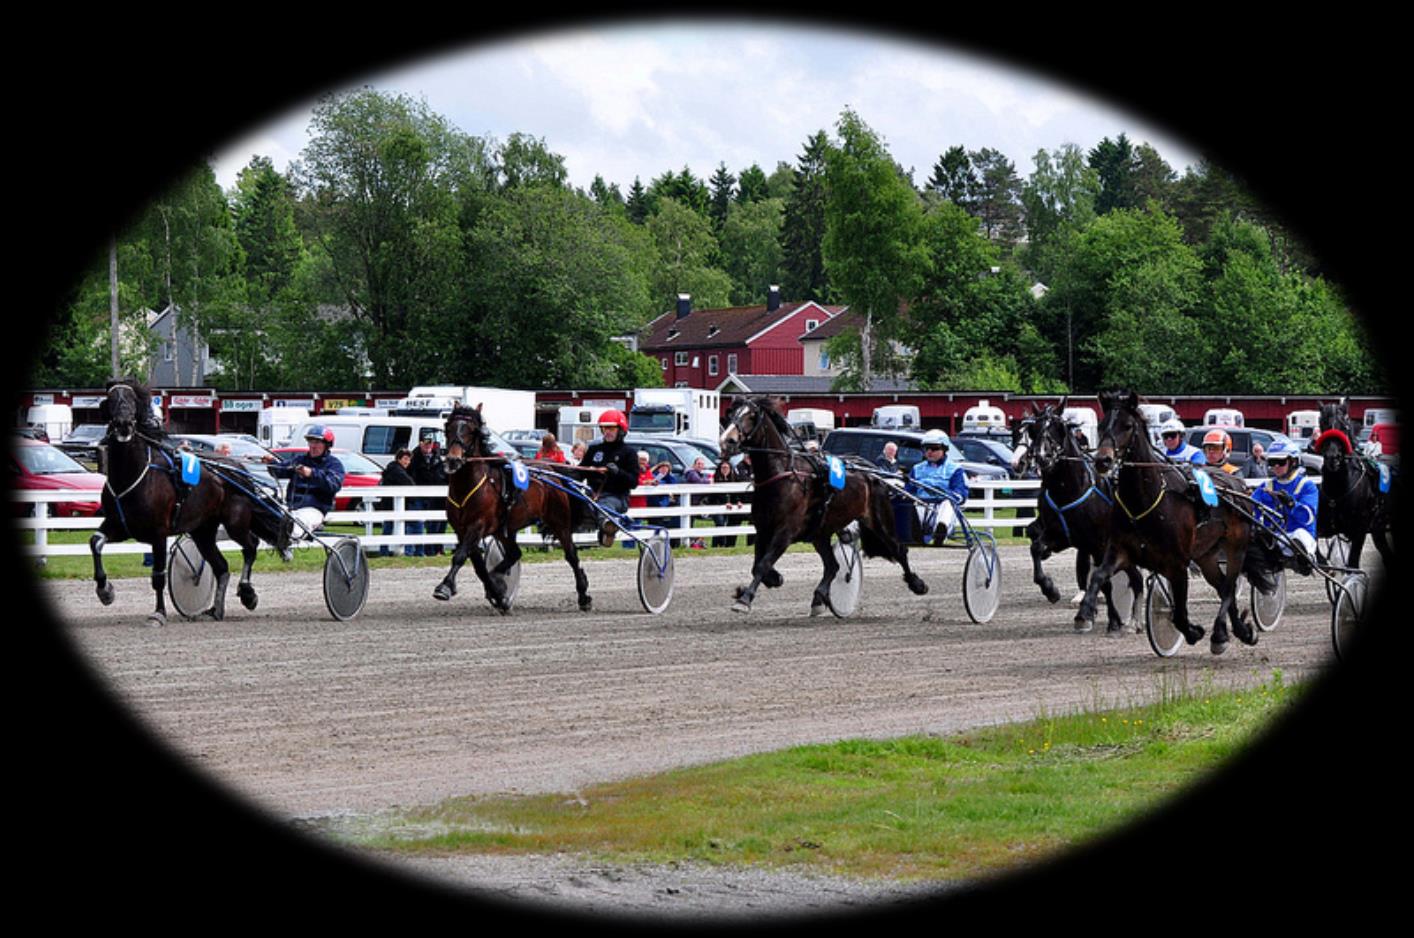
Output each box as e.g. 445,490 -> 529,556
1250,440 -> 1319,574
908,429 -> 969,544
1158,418 -> 1206,465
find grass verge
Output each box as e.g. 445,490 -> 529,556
322,672 -> 1297,883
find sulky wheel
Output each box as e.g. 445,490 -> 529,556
167,534 -> 216,619
962,541 -> 1001,624
323,536 -> 370,621
1145,575 -> 1183,658
1331,572 -> 1367,663
636,529 -> 675,615
826,529 -> 864,618
480,536 -> 522,611
1250,569 -> 1287,633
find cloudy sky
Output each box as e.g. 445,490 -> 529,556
211,21 -> 1202,195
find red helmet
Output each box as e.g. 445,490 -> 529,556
1202,429 -> 1232,454
597,409 -> 628,432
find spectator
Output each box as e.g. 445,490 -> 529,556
877,441 -> 900,473
379,448 -> 417,557
1246,443 -> 1270,480
536,433 -> 567,464
710,459 -> 740,548
571,440 -> 587,463
631,451 -> 653,511
683,457 -> 711,549
733,454 -> 755,546
409,429 -> 448,557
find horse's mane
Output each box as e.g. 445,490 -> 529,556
1099,389 -> 1159,462
742,396 -> 807,449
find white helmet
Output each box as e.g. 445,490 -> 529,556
1159,417 -> 1186,436
921,429 -> 949,448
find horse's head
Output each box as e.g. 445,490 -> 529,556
102,379 -> 147,443
1092,390 -> 1143,476
1314,426 -> 1354,476
1013,402 -> 1063,475
443,404 -> 487,473
720,396 -> 773,457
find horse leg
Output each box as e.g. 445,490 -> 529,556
1028,522 -> 1061,603
1346,530 -> 1367,572
810,535 -> 839,615
90,518 -> 122,606
433,528 -> 476,602
468,539 -> 510,614
1372,528 -> 1393,570
191,524 -> 231,620
147,536 -> 169,627
1194,551 -> 1235,653
1075,543 -> 1124,633
1165,561 -> 1205,646
733,527 -> 794,613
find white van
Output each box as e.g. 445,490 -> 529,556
559,405 -> 619,446
257,407 -> 310,449
1061,407 -> 1099,450
1286,409 -> 1321,441
297,414 -> 467,467
26,403 -> 73,441
961,400 -> 1007,435
872,405 -> 921,430
1204,407 -> 1245,428
1363,408 -> 1398,431
786,408 -> 836,442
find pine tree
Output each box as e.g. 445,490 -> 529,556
780,131 -> 831,302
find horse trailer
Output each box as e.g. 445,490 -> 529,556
1203,407 -> 1245,428
1286,409 -> 1321,441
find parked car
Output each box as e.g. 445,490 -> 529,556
271,447 -> 383,511
9,438 -> 105,517
820,428 -> 1011,484
949,435 -> 1017,478
168,433 -> 281,491
1185,427 -> 1321,474
57,423 -> 108,467
15,426 -> 48,442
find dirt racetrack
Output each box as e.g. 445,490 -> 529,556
40,543 -> 1376,918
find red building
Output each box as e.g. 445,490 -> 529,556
639,288 -> 845,389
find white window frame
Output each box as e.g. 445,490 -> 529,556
674,351 -> 689,366
727,353 -> 738,373
819,348 -> 831,370
707,355 -> 718,376
805,319 -> 819,333
661,357 -> 668,371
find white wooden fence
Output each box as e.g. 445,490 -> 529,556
12,474 -> 1296,559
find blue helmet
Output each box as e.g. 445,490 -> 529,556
305,425 -> 335,445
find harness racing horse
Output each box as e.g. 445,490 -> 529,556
434,404 -> 591,613
1314,399 -> 1394,571
718,396 -> 928,615
1078,390 -> 1279,653
90,379 -> 288,626
1014,401 -> 1144,633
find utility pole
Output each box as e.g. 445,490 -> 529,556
109,235 -> 120,377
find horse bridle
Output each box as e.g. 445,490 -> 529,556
723,400 -> 817,487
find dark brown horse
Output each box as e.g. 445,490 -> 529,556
433,404 -> 590,613
1315,399 -> 1394,570
718,396 -> 927,614
90,379 -> 288,626
1014,400 -> 1144,633
1079,390 -> 1279,653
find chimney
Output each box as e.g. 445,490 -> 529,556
767,284 -> 781,312
676,294 -> 692,319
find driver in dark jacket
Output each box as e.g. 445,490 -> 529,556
579,409 -> 640,546
264,425 -> 346,559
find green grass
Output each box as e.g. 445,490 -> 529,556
328,673 -> 1298,882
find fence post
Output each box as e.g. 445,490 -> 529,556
35,498 -> 49,567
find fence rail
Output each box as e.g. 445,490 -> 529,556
11,474 -> 1294,559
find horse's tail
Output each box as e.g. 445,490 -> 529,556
857,477 -> 904,562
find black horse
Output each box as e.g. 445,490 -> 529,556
718,396 -> 927,614
1014,401 -> 1144,633
1314,399 -> 1395,570
435,404 -> 591,613
90,379 -> 288,625
1078,390 -> 1279,653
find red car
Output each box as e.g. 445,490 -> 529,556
10,437 -> 105,517
270,447 -> 383,511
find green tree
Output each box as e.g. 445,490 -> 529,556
737,164 -> 769,203
495,132 -> 568,190
969,148 -> 1024,245
708,163 -> 736,233
719,198 -> 785,305
822,109 -> 930,389
626,177 -> 649,224
646,197 -> 732,311
925,145 -> 977,211
765,161 -> 795,200
780,130 -> 831,303
1089,134 -> 1139,215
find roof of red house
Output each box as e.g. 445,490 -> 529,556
798,308 -> 862,342
640,301 -> 845,351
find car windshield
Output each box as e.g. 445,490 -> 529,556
67,425 -> 107,441
332,450 -> 381,474
17,444 -> 87,474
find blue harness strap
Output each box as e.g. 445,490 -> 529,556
1041,461 -> 1111,545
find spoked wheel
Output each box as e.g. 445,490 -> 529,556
167,534 -> 216,619
827,527 -> 864,618
1145,575 -> 1183,658
962,540 -> 1001,624
480,536 -> 522,611
322,536 -> 370,621
636,529 -> 675,615
1250,569 -> 1287,632
1331,572 -> 1367,662
1320,536 -> 1351,604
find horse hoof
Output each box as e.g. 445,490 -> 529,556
239,587 -> 258,611
145,612 -> 165,628
1211,639 -> 1229,655
97,584 -> 115,606
1074,617 -> 1093,634
433,585 -> 452,602
763,570 -> 784,589
578,595 -> 593,612
906,575 -> 928,596
1185,626 -> 1206,646
810,603 -> 824,617
1105,623 -> 1126,636
731,601 -> 751,614
1042,585 -> 1061,604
